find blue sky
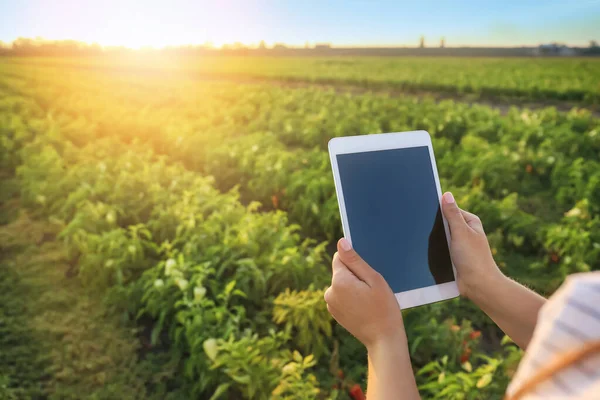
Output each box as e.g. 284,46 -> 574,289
1,0 -> 599,48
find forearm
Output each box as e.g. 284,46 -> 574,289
469,271 -> 546,349
366,336 -> 420,400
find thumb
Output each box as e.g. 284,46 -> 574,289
442,192 -> 467,235
337,238 -> 379,285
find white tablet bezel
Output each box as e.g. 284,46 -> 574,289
328,130 -> 459,309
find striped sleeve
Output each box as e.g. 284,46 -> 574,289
506,272 -> 600,399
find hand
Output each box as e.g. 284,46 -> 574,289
441,192 -> 503,300
324,238 -> 406,350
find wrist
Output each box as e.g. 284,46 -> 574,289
366,330 -> 408,355
465,265 -> 506,304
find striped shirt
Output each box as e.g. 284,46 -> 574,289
506,272 -> 600,399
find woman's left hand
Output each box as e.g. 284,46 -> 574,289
324,238 -> 407,350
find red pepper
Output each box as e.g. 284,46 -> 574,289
470,330 -> 482,340
349,384 -> 366,400
460,348 -> 472,363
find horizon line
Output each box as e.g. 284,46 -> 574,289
1,37 -> 592,50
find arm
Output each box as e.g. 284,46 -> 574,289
324,239 -> 420,400
468,272 -> 546,349
441,192 -> 547,349
367,336 -> 420,400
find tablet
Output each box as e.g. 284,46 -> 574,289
328,130 -> 459,309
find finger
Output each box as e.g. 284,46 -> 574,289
324,286 -> 333,304
459,209 -> 483,232
336,238 -> 380,286
332,254 -> 360,281
331,252 -> 344,275
441,192 -> 467,235
459,209 -> 477,223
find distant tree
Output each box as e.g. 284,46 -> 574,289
259,40 -> 267,49
585,40 -> 600,55
440,37 -> 445,48
419,35 -> 425,48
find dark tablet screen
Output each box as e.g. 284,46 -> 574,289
336,146 -> 454,293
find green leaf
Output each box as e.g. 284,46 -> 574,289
417,361 -> 439,376
293,350 -> 303,363
501,335 -> 514,345
456,372 -> 474,387
203,338 -> 218,361
437,372 -> 445,383
476,373 -> 492,388
224,280 -> 236,295
232,374 -> 251,384
410,336 -> 423,355
209,383 -> 231,400
437,383 -> 461,397
462,361 -> 472,373
303,354 -> 315,367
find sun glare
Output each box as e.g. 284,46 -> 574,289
95,30 -> 241,50
95,28 -> 204,49
75,4 -> 256,49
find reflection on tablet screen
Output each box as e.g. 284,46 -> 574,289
337,146 -> 454,293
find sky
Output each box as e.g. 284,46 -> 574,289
1,0 -> 599,48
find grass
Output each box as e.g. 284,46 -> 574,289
0,207 -> 185,399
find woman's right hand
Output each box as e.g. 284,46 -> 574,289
441,192 -> 547,349
441,192 -> 504,301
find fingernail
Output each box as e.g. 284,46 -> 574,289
339,238 -> 352,251
444,192 -> 455,204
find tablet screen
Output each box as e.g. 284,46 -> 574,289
336,146 -> 454,293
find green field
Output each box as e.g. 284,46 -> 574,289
1,56 -> 599,399
5,56 -> 600,103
